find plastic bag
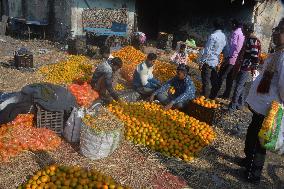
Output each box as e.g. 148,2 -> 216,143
68,82 -> 99,107
0,92 -> 21,111
63,107 -> 84,143
259,101 -> 284,152
275,117 -> 284,154
80,105 -> 124,160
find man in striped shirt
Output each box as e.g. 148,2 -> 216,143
228,23 -> 261,112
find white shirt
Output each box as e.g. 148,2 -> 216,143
246,50 -> 284,116
200,30 -> 227,67
136,62 -> 153,86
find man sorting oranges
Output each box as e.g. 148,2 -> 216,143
150,64 -> 196,110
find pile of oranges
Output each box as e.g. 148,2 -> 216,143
108,101 -> 216,162
0,114 -> 61,162
188,53 -> 198,64
192,96 -> 220,109
153,61 -> 176,83
113,46 -> 177,83
18,165 -> 129,189
114,83 -> 125,91
38,55 -> 94,85
113,46 -> 146,82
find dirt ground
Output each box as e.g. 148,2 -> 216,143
0,37 -> 283,189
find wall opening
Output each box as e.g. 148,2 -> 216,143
136,0 -> 255,45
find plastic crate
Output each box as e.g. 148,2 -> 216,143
36,105 -> 64,135
185,101 -> 220,125
14,54 -> 33,68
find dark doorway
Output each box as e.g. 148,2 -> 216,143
136,0 -> 255,41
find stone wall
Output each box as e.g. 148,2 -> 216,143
253,0 -> 283,52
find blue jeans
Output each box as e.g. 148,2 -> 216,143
135,78 -> 161,96
145,78 -> 161,89
230,70 -> 250,110
156,91 -> 187,109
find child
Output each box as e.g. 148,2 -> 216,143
171,44 -> 188,65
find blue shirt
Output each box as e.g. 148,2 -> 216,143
154,75 -> 196,105
200,30 -> 227,67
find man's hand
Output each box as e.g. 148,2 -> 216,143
149,94 -> 155,102
164,102 -> 174,111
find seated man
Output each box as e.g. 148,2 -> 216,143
133,53 -> 161,96
150,64 -> 196,110
91,57 -> 123,103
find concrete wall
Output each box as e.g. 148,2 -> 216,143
7,0 -> 23,17
70,0 -> 136,37
25,0 -> 49,22
53,0 -> 72,40
253,0 -> 283,52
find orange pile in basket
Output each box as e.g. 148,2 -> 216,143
68,82 -> 99,108
0,114 -> 61,162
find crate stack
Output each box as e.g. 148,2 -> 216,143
14,48 -> 33,68
157,32 -> 173,50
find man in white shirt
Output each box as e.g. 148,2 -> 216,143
199,19 -> 227,98
133,53 -> 161,96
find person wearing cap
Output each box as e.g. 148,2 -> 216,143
228,23 -> 261,113
91,57 -> 123,103
133,53 -> 161,96
210,19 -> 245,99
149,64 -> 196,110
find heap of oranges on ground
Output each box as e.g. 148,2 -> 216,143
192,96 -> 220,109
113,46 -> 176,83
108,101 -> 216,162
38,55 -> 95,85
18,165 -> 130,189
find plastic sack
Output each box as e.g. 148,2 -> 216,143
0,92 -> 21,111
276,117 -> 284,154
259,101 -> 284,151
80,104 -> 124,160
63,107 -> 84,143
68,82 -> 99,108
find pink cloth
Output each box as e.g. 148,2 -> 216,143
228,28 -> 245,65
170,52 -> 188,65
